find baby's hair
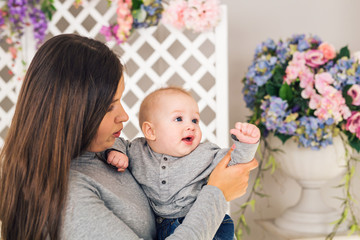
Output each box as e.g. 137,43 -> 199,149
139,86 -> 192,128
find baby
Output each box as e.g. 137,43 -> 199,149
107,87 -> 260,240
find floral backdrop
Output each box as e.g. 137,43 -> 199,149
243,34 -> 360,152
0,0 -> 222,71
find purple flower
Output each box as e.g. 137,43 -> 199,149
29,7 -> 47,47
0,10 -> 5,26
7,0 -> 28,36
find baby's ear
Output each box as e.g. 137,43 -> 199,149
142,121 -> 156,141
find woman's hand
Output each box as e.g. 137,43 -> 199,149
208,147 -> 258,201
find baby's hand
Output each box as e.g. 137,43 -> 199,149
230,122 -> 260,144
107,151 -> 129,172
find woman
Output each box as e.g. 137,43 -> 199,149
0,34 -> 258,240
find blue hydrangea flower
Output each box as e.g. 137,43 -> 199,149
296,116 -> 334,150
260,96 -> 297,135
297,39 -> 310,51
254,38 -> 277,58
329,58 -> 360,89
276,41 -> 290,64
289,34 -> 306,44
253,56 -> 277,86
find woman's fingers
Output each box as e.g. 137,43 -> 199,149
208,154 -> 259,202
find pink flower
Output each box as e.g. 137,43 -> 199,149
183,0 -> 221,32
309,93 -> 321,109
284,51 -> 307,85
308,72 -> 350,123
9,46 -> 17,60
318,42 -> 336,60
305,50 -> 327,68
314,72 -> 335,95
301,85 -> 316,99
313,93 -> 348,123
284,61 -> 303,84
292,51 -> 306,63
115,0 -> 133,42
347,84 -> 360,106
162,0 -> 187,29
298,68 -> 314,88
340,105 -> 352,120
346,111 -> 360,140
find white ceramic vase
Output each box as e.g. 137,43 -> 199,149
269,135 -> 349,234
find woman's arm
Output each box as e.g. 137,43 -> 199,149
167,148 -> 259,239
62,149 -> 258,240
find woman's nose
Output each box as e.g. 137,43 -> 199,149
115,104 -> 129,123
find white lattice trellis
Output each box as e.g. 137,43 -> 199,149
0,0 -> 229,148
0,29 -> 25,147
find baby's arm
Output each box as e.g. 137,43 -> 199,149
228,122 -> 260,165
107,151 -> 129,172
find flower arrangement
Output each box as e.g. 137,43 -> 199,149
242,34 -> 360,152
236,34 -> 360,240
162,0 -> 221,33
0,0 -> 54,64
100,0 -> 222,44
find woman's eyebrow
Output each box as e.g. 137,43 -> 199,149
112,98 -> 120,103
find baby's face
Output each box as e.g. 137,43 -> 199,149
150,91 -> 202,157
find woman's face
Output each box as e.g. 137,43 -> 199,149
87,77 -> 129,152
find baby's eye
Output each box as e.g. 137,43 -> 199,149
175,117 -> 182,122
192,119 -> 198,124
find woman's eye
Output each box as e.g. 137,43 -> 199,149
107,105 -> 114,112
192,119 -> 198,124
175,117 -> 182,122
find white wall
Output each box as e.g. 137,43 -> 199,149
222,0 -> 360,239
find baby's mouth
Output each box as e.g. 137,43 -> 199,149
182,136 -> 194,144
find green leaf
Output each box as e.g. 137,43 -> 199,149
279,83 -> 294,101
349,224 -> 357,235
272,65 -> 285,84
274,133 -> 292,144
346,131 -> 360,152
132,0 -> 143,10
338,46 -> 350,59
265,81 -> 279,96
41,0 -> 56,20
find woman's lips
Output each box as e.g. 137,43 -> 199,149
113,130 -> 121,138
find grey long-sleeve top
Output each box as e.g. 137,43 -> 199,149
113,137 -> 258,219
61,151 -> 229,240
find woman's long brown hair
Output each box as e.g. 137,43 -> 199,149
0,34 -> 123,240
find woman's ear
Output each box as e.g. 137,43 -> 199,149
142,121 -> 156,141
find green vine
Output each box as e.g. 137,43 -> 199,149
326,135 -> 360,239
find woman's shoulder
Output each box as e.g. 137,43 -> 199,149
69,154 -> 139,192
64,167 -> 157,240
